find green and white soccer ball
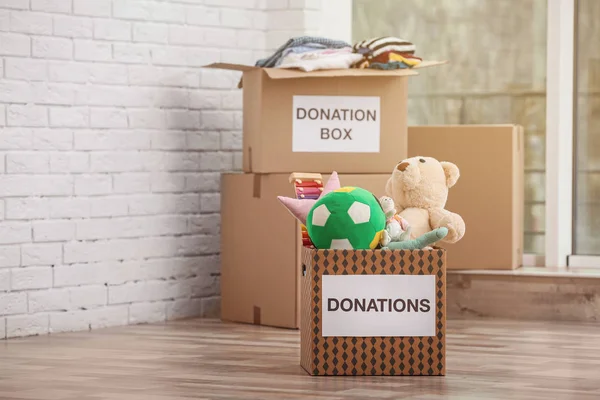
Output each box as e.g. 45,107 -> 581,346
306,186 -> 386,250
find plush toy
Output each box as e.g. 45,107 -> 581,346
379,195 -> 449,250
277,172 -> 341,226
306,186 -> 386,250
277,167 -> 460,251
385,156 -> 465,244
378,196 -> 411,246
383,227 -> 448,250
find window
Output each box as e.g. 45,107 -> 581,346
352,0 -> 548,255
574,0 -> 600,257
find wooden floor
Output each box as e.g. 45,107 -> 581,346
2,319 -> 600,400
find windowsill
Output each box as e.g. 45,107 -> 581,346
449,266 -> 600,279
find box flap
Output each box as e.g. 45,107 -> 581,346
202,62 -> 259,72
412,60 -> 448,69
263,60 -> 447,80
207,60 -> 447,88
264,67 -> 418,79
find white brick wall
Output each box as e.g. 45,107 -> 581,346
0,0 -> 349,339
0,0 -> 245,339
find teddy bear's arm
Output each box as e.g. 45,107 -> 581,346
429,208 -> 466,244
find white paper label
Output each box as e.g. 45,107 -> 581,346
321,275 -> 436,337
292,95 -> 381,153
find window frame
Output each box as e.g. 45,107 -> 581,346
542,0 -> 575,268
543,0 -> 600,269
349,0 -> 595,268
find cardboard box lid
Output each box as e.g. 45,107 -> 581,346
203,60 -> 447,88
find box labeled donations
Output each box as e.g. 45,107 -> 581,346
300,247 -> 446,376
204,62 -> 444,174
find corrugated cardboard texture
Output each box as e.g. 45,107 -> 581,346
243,73 -> 408,174
221,173 -> 391,329
408,125 -> 524,270
300,247 -> 446,376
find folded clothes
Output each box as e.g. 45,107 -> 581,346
276,43 -> 328,66
255,36 -> 351,68
389,52 -> 421,66
351,36 -> 421,70
253,35 -> 425,73
353,36 -> 416,58
278,49 -> 363,72
368,61 -> 413,70
352,50 -> 422,69
282,47 -> 353,60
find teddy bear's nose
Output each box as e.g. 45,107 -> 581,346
397,162 -> 409,172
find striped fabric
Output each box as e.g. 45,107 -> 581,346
352,50 -> 422,69
352,36 -> 416,59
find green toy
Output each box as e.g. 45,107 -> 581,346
382,227 -> 448,250
306,186 -> 386,250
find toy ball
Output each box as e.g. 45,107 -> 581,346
306,186 -> 386,250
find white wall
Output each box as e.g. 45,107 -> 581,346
318,0 -> 352,42
0,0 -> 352,339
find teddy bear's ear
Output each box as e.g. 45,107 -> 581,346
441,161 -> 460,188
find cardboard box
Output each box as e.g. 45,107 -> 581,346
205,62 -> 444,174
408,124 -> 524,270
300,247 -> 446,376
220,172 -> 390,329
220,123 -> 524,329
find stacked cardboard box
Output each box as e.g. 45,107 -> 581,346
209,61 -> 439,328
209,63 -> 524,330
409,125 -> 524,271
207,62 -> 446,173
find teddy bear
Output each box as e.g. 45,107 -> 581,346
385,156 -> 465,244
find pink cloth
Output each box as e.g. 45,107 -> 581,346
387,214 -> 410,231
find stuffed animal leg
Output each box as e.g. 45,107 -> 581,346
382,227 -> 448,250
381,217 -> 411,246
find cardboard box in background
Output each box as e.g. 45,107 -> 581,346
220,173 -> 390,329
205,62 -> 444,174
221,125 -> 525,329
408,124 -> 524,270
300,246 -> 446,376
